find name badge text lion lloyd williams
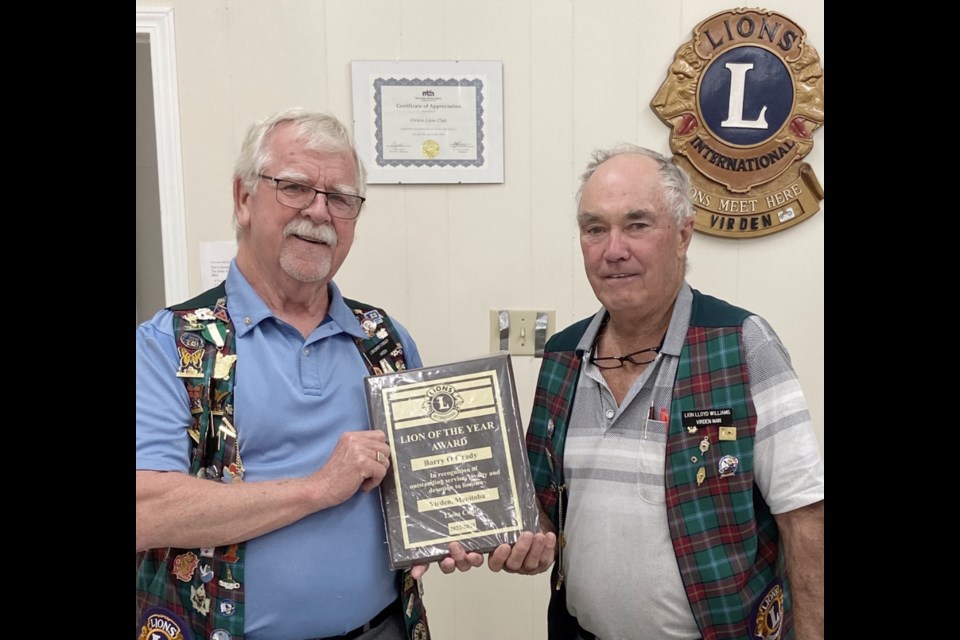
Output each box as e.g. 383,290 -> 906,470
364,352 -> 540,569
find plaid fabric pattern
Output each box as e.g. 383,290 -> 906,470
400,571 -> 430,640
528,291 -> 791,640
527,351 -> 582,520
137,284 -> 246,639
665,324 -> 791,640
527,315 -> 591,525
136,288 -> 429,640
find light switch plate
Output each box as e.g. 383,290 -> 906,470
489,310 -> 555,356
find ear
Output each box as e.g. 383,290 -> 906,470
677,216 -> 695,257
233,177 -> 252,231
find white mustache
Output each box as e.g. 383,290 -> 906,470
283,219 -> 338,247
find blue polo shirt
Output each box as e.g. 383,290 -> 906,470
136,261 -> 423,640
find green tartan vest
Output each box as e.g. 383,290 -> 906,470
526,289 -> 791,640
136,283 -> 431,640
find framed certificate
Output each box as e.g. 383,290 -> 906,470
364,353 -> 539,569
351,60 -> 504,184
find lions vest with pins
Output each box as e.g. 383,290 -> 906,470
525,289 -> 790,640
136,282 -> 431,640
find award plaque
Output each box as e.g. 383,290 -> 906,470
364,352 -> 540,569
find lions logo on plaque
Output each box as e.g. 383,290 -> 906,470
423,384 -> 464,421
652,8 -> 823,238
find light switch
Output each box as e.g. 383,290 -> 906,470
489,310 -> 555,356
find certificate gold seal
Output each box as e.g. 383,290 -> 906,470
421,140 -> 440,158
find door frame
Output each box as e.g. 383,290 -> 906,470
136,7 -> 189,305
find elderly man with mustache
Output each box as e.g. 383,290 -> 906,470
136,109 -> 457,640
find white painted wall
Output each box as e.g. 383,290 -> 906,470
134,2 -> 823,638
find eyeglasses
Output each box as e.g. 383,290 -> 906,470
588,343 -> 662,369
587,323 -> 663,369
259,174 -> 365,220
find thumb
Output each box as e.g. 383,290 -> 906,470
410,563 -> 429,580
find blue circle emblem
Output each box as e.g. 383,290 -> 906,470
699,46 -> 793,146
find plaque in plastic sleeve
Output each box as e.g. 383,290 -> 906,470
364,352 -> 540,569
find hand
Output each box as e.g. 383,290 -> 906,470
312,431 -> 392,506
409,562 -> 429,580
438,542 -> 485,574
487,531 -> 556,575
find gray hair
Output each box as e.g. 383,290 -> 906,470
233,108 -> 367,197
576,144 -> 694,226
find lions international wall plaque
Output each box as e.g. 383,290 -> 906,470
365,353 -> 539,569
652,8 -> 824,238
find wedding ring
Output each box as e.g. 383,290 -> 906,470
376,451 -> 387,465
